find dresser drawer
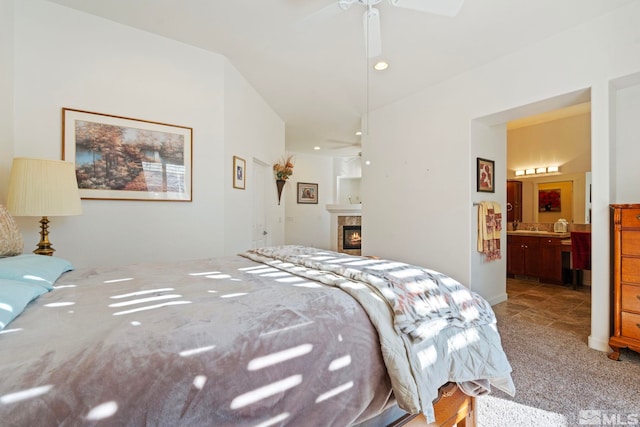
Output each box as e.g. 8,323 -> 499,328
621,231 -> 640,256
622,284 -> 640,313
621,257 -> 640,284
621,209 -> 640,229
621,311 -> 640,340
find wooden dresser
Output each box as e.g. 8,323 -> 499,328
609,204 -> 640,360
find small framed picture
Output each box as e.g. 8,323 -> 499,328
297,182 -> 318,204
477,158 -> 495,193
233,156 -> 246,190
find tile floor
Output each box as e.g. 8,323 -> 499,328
493,277 -> 592,342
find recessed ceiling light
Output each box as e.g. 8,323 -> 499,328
355,131 -> 362,136
313,146 -> 320,150
373,61 -> 389,71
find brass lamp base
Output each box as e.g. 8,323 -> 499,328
34,216 -> 55,256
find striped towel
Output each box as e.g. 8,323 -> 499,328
477,201 -> 502,261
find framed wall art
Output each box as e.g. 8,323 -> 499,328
539,189 -> 561,212
233,156 -> 246,190
62,108 -> 192,201
297,182 -> 318,204
477,157 -> 495,193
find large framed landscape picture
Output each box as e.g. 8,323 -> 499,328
62,108 -> 192,201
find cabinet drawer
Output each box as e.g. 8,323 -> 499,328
621,311 -> 640,340
540,237 -> 562,247
621,209 -> 640,229
621,231 -> 640,256
622,284 -> 640,313
621,257 -> 640,284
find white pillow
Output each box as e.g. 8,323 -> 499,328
0,204 -> 23,257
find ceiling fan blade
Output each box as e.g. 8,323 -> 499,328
326,138 -> 362,148
295,2 -> 344,30
362,7 -> 382,58
389,0 -> 464,17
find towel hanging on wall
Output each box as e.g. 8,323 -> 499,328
477,201 -> 502,261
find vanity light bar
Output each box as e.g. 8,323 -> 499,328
515,166 -> 560,177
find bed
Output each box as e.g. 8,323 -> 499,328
0,245 -> 514,426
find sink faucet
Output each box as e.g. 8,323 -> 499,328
513,220 -> 519,230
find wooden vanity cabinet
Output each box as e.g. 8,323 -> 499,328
539,237 -> 564,285
507,235 -> 539,278
609,204 -> 640,360
507,234 -> 564,284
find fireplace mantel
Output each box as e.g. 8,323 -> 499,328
326,204 -> 362,214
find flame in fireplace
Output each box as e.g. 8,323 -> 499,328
349,232 -> 361,245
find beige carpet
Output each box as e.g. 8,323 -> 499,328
477,315 -> 640,426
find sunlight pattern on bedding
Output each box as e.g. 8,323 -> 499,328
328,355 -> 352,371
315,381 -> 354,403
0,385 -> 52,404
247,344 -> 313,371
193,375 -> 207,390
179,345 -> 216,357
86,401 -> 118,420
230,375 -> 303,409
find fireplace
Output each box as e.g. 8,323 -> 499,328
343,225 -> 362,250
329,209 -> 361,255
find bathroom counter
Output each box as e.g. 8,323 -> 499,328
506,230 -> 570,238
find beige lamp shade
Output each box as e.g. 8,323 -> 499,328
6,158 -> 82,217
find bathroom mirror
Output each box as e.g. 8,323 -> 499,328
517,173 -> 589,224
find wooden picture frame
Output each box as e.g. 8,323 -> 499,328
476,158 -> 495,193
62,108 -> 192,201
233,156 -> 246,190
297,182 -> 318,204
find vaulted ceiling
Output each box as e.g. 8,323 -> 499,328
46,0 -> 634,155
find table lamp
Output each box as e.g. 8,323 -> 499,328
6,158 -> 82,256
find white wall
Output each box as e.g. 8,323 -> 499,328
284,153 -> 333,250
0,0 -> 14,202
4,0 -> 284,267
612,82 -> 640,202
468,121 -> 507,304
223,61 -> 285,255
363,1 -> 640,352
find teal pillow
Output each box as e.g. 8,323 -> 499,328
0,254 -> 74,290
0,278 -> 48,330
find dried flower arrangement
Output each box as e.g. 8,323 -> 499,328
273,154 -> 294,181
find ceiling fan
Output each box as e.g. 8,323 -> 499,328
325,138 -> 362,150
336,0 -> 465,58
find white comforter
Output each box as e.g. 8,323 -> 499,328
242,246 -> 515,422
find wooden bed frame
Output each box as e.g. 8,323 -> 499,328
391,383 -> 476,427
